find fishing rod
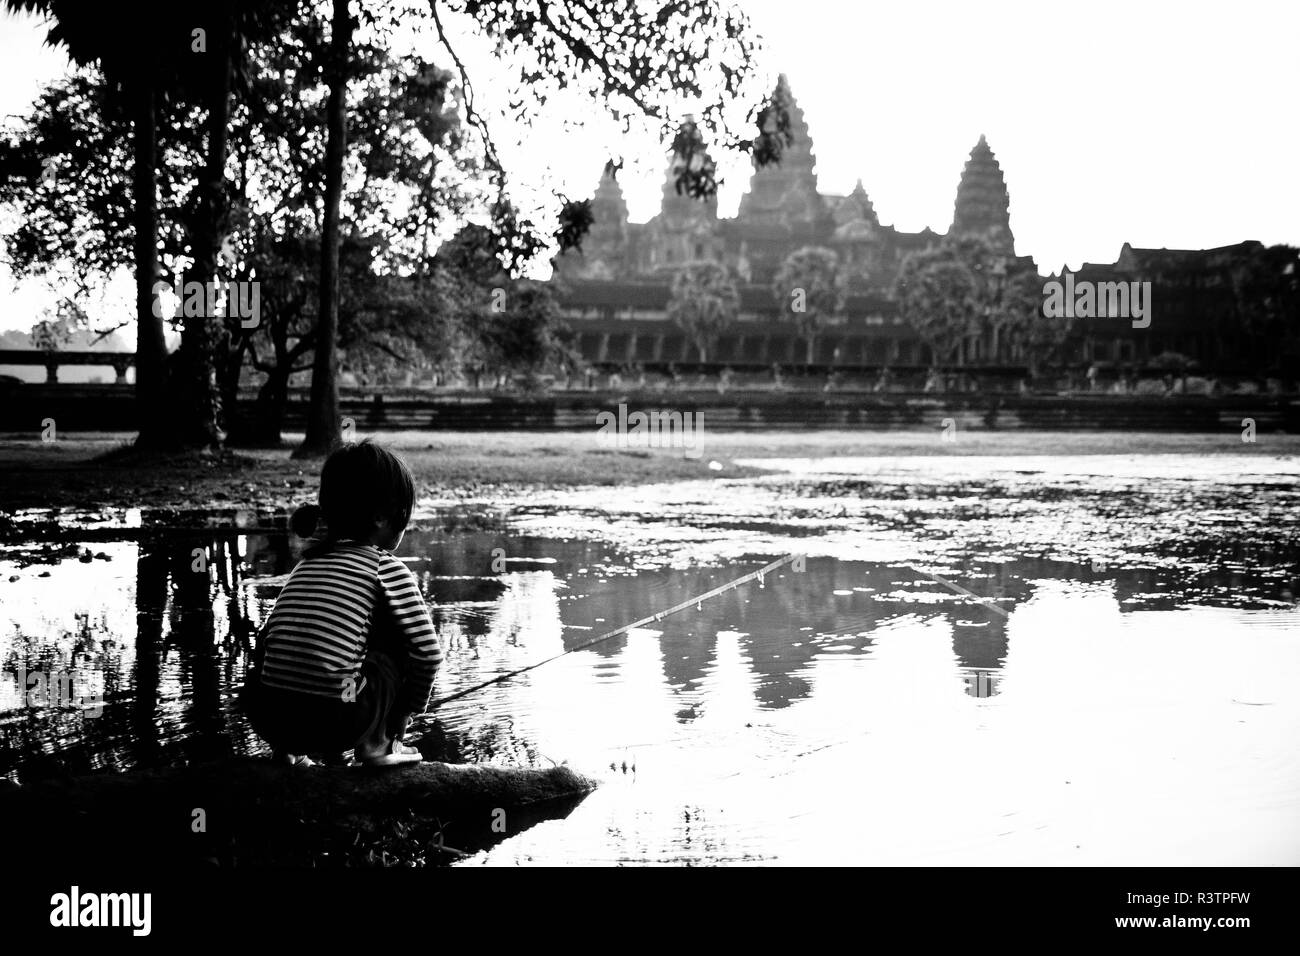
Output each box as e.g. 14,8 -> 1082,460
427,552 -> 805,708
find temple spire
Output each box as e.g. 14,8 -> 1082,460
736,74 -> 825,227
593,164 -> 629,226
659,116 -> 718,220
552,164 -> 630,279
838,178 -> 879,226
950,134 -> 1015,254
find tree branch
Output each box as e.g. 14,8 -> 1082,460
428,0 -> 503,181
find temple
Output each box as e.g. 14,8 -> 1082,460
554,75 -> 1029,293
550,75 -> 1292,382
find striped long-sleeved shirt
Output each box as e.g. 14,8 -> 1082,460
259,541 -> 442,715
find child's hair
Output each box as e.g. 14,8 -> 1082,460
290,440 -> 415,553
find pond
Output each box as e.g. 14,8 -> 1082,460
2,453 -> 1298,864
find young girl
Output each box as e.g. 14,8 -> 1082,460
245,440 -> 442,767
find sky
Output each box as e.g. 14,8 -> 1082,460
2,0 -> 1298,333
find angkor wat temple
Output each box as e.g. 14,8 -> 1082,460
551,76 -> 1292,384
556,75 -> 1031,290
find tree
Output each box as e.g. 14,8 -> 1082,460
1231,244 -> 1300,376
1148,350 -> 1197,394
667,261 -> 739,363
894,247 -> 980,368
1002,267 -> 1065,378
893,236 -> 1049,371
168,1 -> 299,450
773,246 -> 844,365
30,302 -> 77,353
225,19 -> 478,442
295,0 -> 352,458
481,281 -> 570,388
411,224 -> 573,390
5,1 -> 194,447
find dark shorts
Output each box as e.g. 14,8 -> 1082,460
243,648 -> 405,755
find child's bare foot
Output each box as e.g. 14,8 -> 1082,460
274,750 -> 317,768
352,740 -> 422,767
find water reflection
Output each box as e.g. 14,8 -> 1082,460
2,519 -> 1293,781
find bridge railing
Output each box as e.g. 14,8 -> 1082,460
0,350 -> 134,384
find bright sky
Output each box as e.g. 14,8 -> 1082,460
2,0 -> 1298,332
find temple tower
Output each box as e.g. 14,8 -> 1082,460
732,74 -> 833,282
555,165 -> 631,279
834,179 -> 880,229
644,137 -> 721,273
830,179 -> 884,286
950,135 -> 1016,255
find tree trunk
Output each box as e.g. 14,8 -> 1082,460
169,16 -> 234,450
130,84 -> 170,450
244,365 -> 292,447
217,347 -> 244,442
295,0 -> 352,459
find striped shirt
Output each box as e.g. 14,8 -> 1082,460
259,541 -> 442,715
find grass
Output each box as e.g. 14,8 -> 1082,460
1,428 -> 1296,513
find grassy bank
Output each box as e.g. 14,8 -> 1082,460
1,429 -> 1296,513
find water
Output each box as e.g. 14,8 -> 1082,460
2,453 -> 1298,864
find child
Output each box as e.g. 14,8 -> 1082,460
245,440 -> 442,767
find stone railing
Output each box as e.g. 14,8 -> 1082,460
0,350 -> 134,384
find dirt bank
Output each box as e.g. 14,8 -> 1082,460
1,429 -> 1295,514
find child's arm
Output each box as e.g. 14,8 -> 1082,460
377,554 -> 443,716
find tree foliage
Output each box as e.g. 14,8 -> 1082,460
1001,267 -> 1061,371
1231,244 -> 1300,373
433,0 -> 784,183
667,260 -> 739,362
895,237 -> 1047,369
773,246 -> 844,364
0,72 -> 202,320
894,249 -> 978,368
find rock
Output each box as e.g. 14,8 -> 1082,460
1,757 -> 599,868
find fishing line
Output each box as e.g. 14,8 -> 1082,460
556,564 -> 748,630
904,564 -> 1010,618
427,552 -> 804,709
